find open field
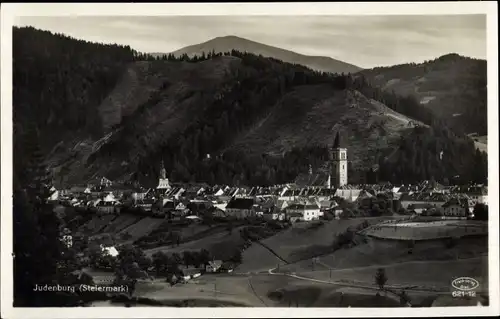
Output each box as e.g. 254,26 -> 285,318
134,273 -> 401,307
100,214 -> 142,234
291,256 -> 488,294
79,214 -> 118,234
118,217 -> 165,239
144,227 -> 245,260
236,242 -> 287,273
360,220 -> 488,240
322,236 -> 486,270
134,274 -> 264,307
262,217 -> 391,263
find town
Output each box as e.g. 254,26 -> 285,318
48,140 -> 489,307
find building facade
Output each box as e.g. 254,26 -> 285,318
331,132 -> 348,187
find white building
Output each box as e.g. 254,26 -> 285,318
157,160 -> 171,190
286,202 -> 321,221
331,131 -> 348,187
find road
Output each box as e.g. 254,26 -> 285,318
265,264 -> 409,306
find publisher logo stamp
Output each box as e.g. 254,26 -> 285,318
451,277 -> 479,298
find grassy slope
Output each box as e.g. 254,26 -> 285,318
143,226 -> 245,260
261,217 -> 389,263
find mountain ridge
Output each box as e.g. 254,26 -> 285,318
13,27 -> 487,189
154,35 -> 362,75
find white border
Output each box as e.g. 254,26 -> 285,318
1,2 -> 498,318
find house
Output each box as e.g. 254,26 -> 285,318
227,187 -> 240,198
70,185 -> 91,195
47,186 -> 59,201
225,198 -> 256,219
179,268 -> 203,282
220,262 -> 235,273
399,193 -> 449,209
185,215 -> 202,223
286,202 -> 321,221
335,188 -> 362,202
165,187 -> 185,200
131,188 -> 151,202
332,206 -> 344,219
263,211 -> 286,221
407,203 -> 434,215
71,269 -> 116,286
287,212 -> 303,223
96,201 -> 120,214
61,234 -> 73,248
213,200 -> 228,212
103,192 -> 117,203
205,260 -> 223,273
461,185 -> 488,206
442,198 -> 469,218
100,245 -> 120,257
135,198 -> 156,212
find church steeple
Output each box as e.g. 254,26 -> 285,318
332,131 -> 342,149
160,159 -> 166,179
157,159 -> 171,190
330,131 -> 348,187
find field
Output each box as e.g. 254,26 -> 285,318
79,214 -> 118,234
291,256 -> 488,293
118,217 -> 165,239
261,217 -> 390,263
100,214 -> 142,234
144,227 -> 245,260
133,273 -> 401,307
236,243 -> 287,274
360,220 -> 488,240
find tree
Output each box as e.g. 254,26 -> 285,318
13,124 -> 83,306
152,251 -> 169,276
374,268 -> 388,292
199,248 -> 212,266
230,250 -> 243,264
473,203 -> 488,221
183,251 -> 193,267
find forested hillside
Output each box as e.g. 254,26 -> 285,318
360,54 -> 487,135
13,27 -> 488,188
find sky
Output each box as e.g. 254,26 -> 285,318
14,15 -> 487,68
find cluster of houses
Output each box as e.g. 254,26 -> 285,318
49,170 -> 488,222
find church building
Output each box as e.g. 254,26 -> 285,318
157,160 -> 171,190
330,131 -> 348,187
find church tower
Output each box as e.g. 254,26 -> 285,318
331,131 -> 348,187
157,160 -> 171,190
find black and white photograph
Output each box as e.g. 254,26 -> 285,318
1,2 -> 498,318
